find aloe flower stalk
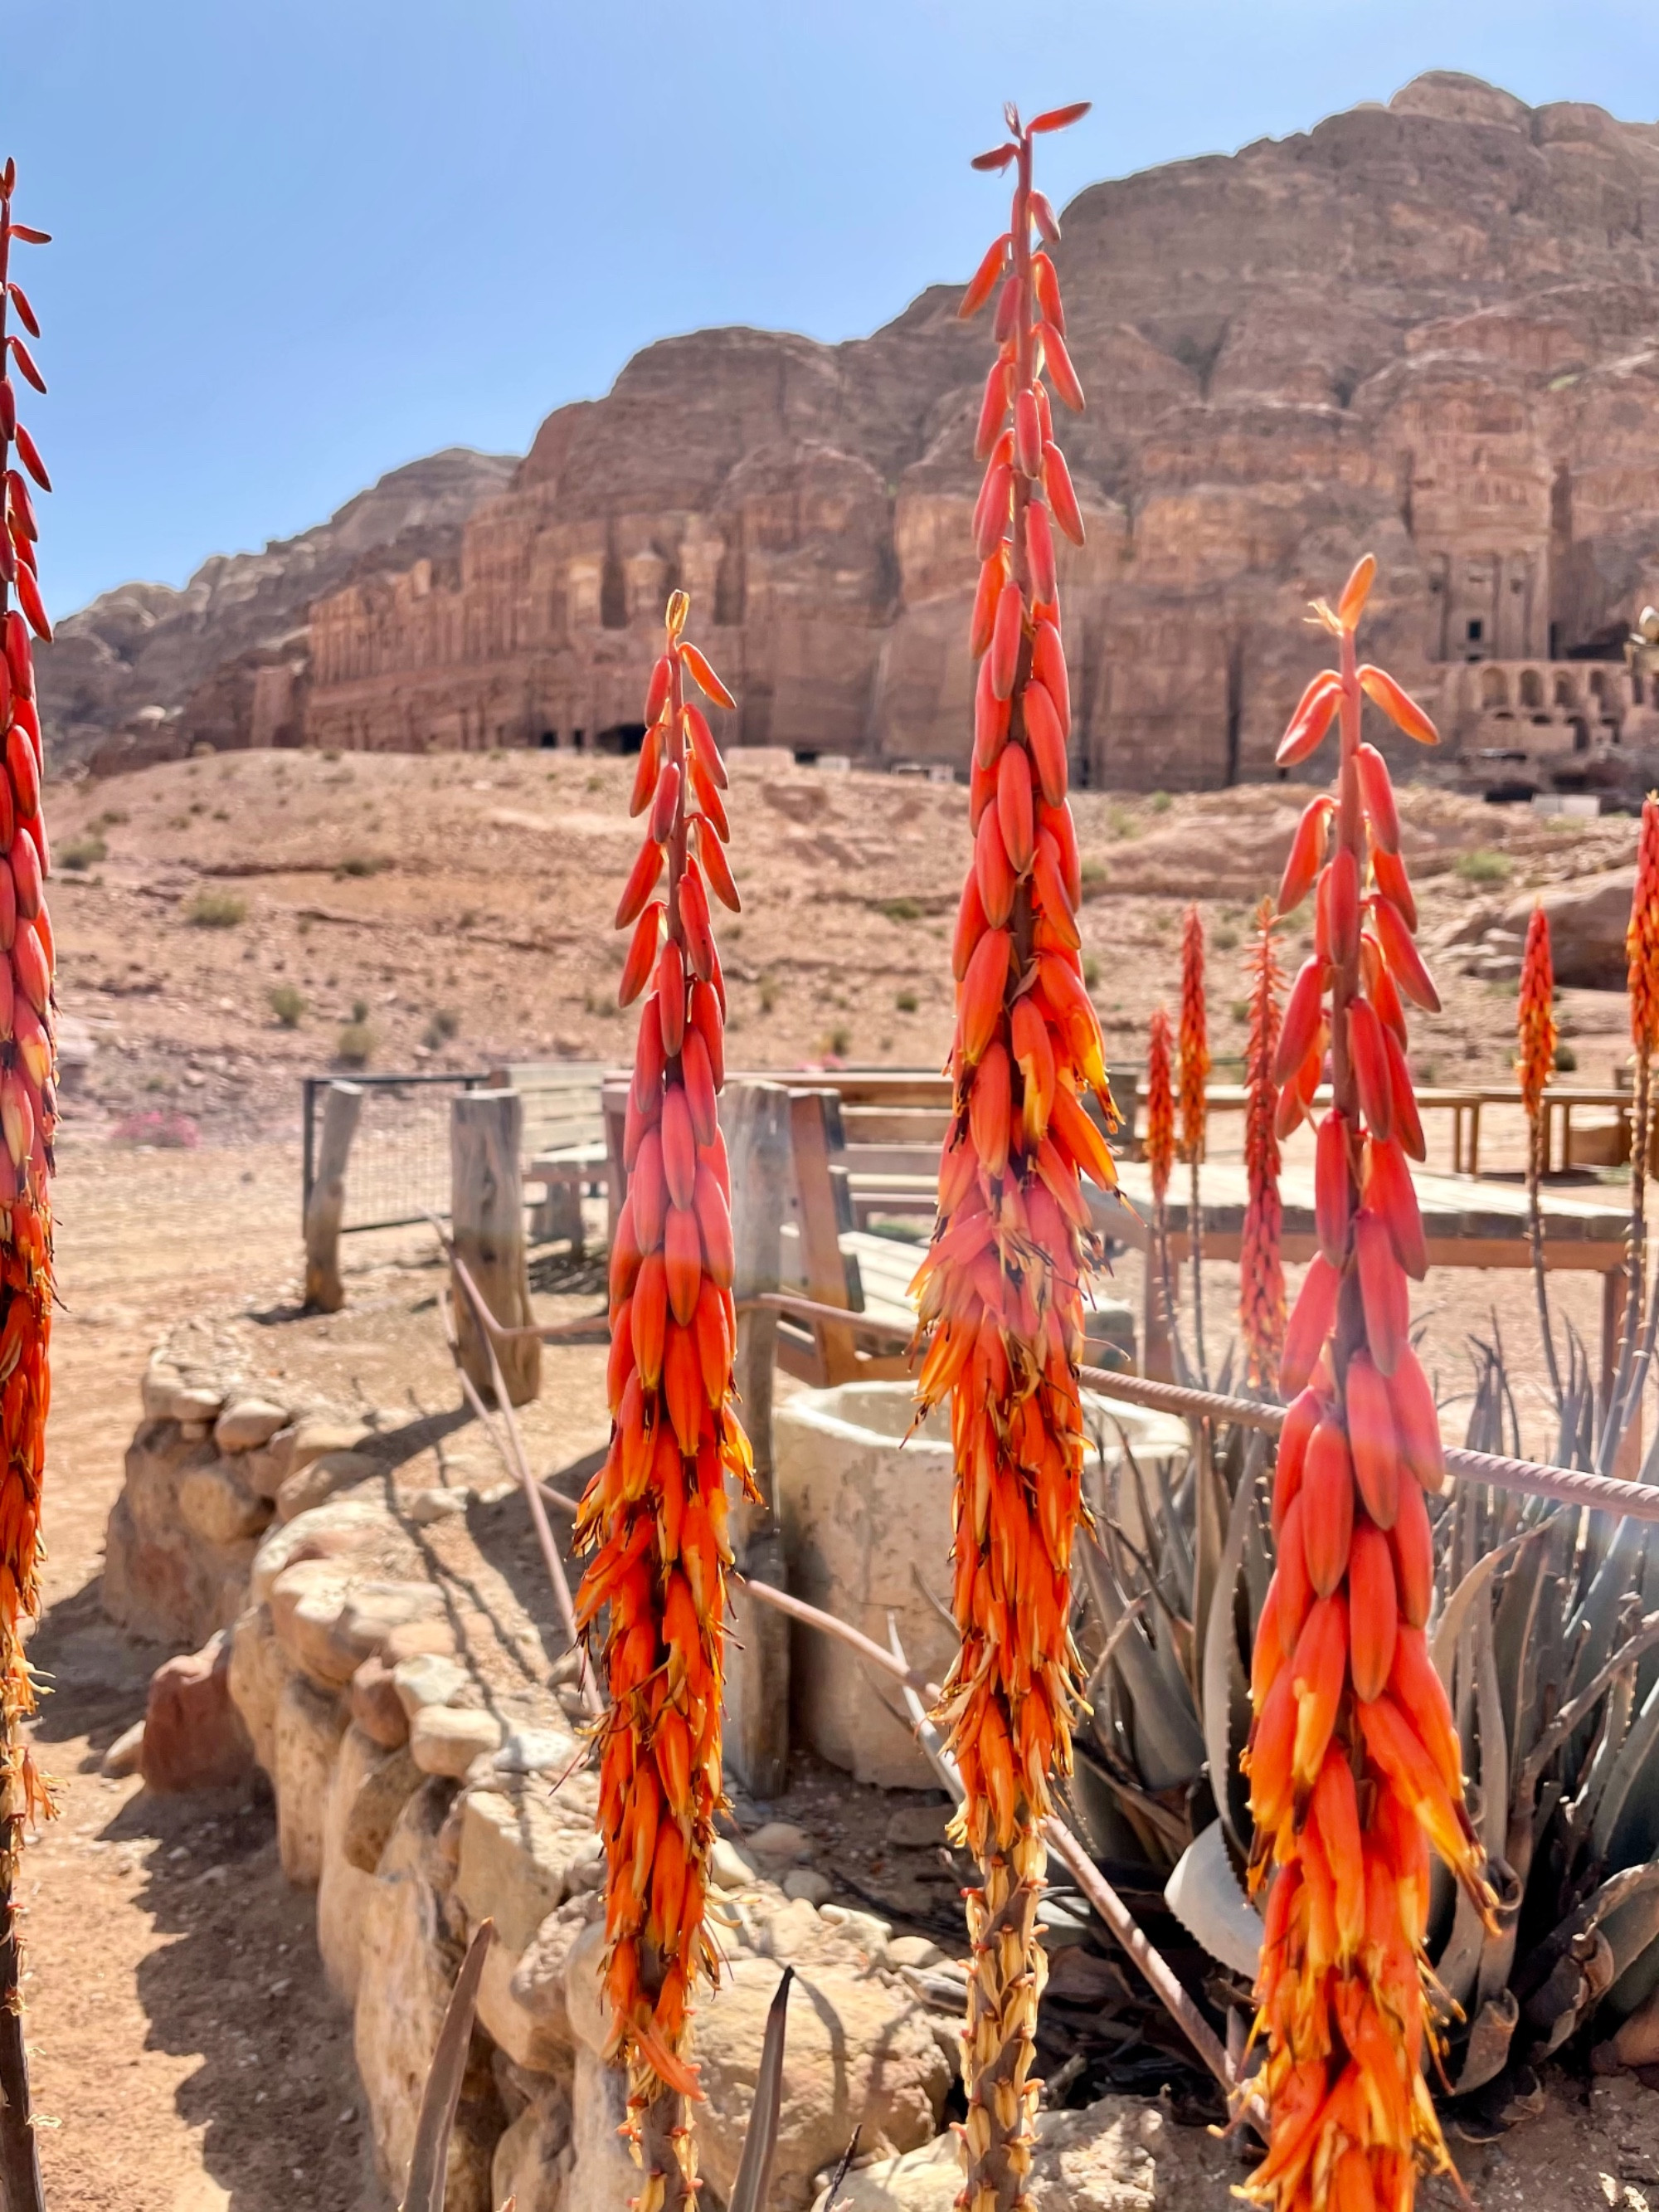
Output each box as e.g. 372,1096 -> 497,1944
575,591 -> 752,2210
1516,905 -> 1562,1409
1240,899 -> 1284,1392
1146,1006 -> 1177,1372
917,98 -> 1115,2212
1179,904 -> 1209,1377
0,159 -> 56,2209
1246,554 -> 1497,2212
1613,798 -> 1659,1434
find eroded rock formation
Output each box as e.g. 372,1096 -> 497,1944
50,75 -> 1659,788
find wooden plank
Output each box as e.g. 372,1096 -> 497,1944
303,1081 -> 363,1313
451,1089 -> 539,1406
787,1089 -> 863,1386
839,1106 -> 952,1143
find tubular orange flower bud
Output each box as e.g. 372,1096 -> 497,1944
577,594 -> 755,2201
1246,561 -> 1494,2212
1146,1007 -> 1175,1208
1240,900 -> 1285,1391
1179,903 -> 1210,1372
917,110 -> 1108,2212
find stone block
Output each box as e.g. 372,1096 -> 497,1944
343,1742 -> 423,1874
214,1397 -> 290,1454
410,1705 -> 503,1778
477,1894 -> 592,2070
173,1385 -> 227,1425
141,1361 -> 187,1421
563,2044 -> 635,2212
250,1496 -> 394,1605
454,1771 -> 601,1954
351,1654 -> 410,1749
318,1723 -> 387,2000
813,2136 -> 961,2212
139,1630 -> 255,1794
392,1652 -> 470,1717
227,1602 -> 285,1776
492,2082 -> 572,2212
178,1461 -> 272,1546
270,1559 -> 361,1688
694,1955 -> 951,2211
354,1784 -> 502,2210
273,1670 -> 348,1884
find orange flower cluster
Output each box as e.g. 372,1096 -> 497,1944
1628,796 -> 1659,1057
1146,1008 -> 1175,1206
1246,556 -> 1496,2212
1178,904 -> 1209,1165
1239,901 -> 1284,1391
917,100 -> 1115,2212
576,592 -> 752,2194
1516,907 -> 1555,1127
0,167 -> 55,1828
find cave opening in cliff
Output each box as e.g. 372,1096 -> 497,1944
595,722 -> 647,755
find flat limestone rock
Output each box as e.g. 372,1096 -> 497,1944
393,1653 -> 471,1717
562,2044 -> 635,2212
477,1894 -> 595,2071
318,1724 -> 388,2000
454,1771 -> 601,1952
351,1654 -> 411,1749
214,1398 -> 291,1454
342,1740 -> 423,1877
251,1497 -> 401,1605
227,1603 -> 285,1776
409,1705 -> 503,1779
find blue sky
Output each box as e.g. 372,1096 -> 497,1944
7,0 -> 1658,613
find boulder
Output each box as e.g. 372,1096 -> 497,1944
273,1670 -> 348,1884
695,1955 -> 951,2210
227,1602 -> 285,1776
814,2135 -> 961,2212
139,1630 -> 255,1794
343,1742 -> 423,1874
318,1724 -> 389,1999
351,1654 -> 411,1748
213,1397 -> 290,1454
410,1705 -> 503,1778
1501,868 -> 1637,990
492,2081 -> 572,2212
454,1771 -> 602,1953
354,1781 -> 502,2210
178,1461 -> 272,1545
479,1895 -> 595,2071
1024,2095 -> 1238,2212
277,1449 -> 382,1524
393,1652 -> 471,1717
563,2044 -> 635,2212
270,1559 -> 362,1688
102,1422 -> 254,1646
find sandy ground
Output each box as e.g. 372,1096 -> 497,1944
13,749 -> 1654,2203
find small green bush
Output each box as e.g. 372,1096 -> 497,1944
894,987 -> 919,1013
335,1022 -> 374,1069
1151,790 -> 1172,814
337,854 -> 389,879
351,997 -> 371,1025
61,835 -> 108,872
1082,955 -> 1102,990
1554,1041 -> 1578,1073
187,889 -> 246,928
1457,848 -> 1511,885
424,1006 -> 460,1049
879,898 -> 923,923
269,984 -> 306,1028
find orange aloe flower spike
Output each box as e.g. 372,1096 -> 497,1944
916,103 -> 1102,2212
1240,899 -> 1285,1392
576,590 -> 753,2211
1244,557 -> 1496,2212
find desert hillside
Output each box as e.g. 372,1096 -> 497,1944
43,746 -> 1641,1143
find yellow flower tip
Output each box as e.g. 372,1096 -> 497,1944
1337,552 -> 1377,632
665,589 -> 690,641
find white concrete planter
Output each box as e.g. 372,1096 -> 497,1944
774,1380 -> 1189,1788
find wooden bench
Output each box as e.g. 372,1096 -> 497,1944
489,1062 -> 609,1253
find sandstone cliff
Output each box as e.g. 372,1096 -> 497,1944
46,74 -> 1659,787
40,448 -> 515,774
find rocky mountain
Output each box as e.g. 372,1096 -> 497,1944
39,448 -> 515,772
44,74 -> 1659,789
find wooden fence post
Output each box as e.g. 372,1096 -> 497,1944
451,1089 -> 540,1407
722,1080 -> 793,1800
303,1080 -> 363,1313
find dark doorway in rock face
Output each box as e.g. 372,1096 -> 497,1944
1224,642 -> 1244,787
539,730 -> 558,749
596,723 -> 648,755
